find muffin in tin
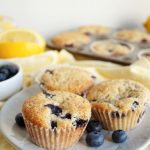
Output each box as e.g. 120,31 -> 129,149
78,25 -> 112,36
87,79 -> 150,131
90,40 -> 133,57
40,66 -> 95,96
51,31 -> 91,49
22,91 -> 91,150
115,29 -> 150,43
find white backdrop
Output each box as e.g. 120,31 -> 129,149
0,0 -> 149,39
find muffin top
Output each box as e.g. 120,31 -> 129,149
87,79 -> 150,112
22,91 -> 91,129
115,30 -> 150,43
40,67 -> 95,95
78,25 -> 111,36
51,31 -> 90,48
90,41 -> 132,57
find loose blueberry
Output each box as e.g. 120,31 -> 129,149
112,130 -> 127,143
86,131 -> 104,147
15,113 -> 25,127
86,120 -> 102,133
0,73 -> 7,81
0,64 -> 18,76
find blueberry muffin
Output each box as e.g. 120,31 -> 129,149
115,29 -> 150,43
51,31 -> 91,49
78,25 -> 111,36
90,41 -> 133,57
40,66 -> 95,96
87,79 -> 150,131
22,91 -> 91,150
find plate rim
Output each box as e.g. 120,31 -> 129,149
0,84 -> 40,150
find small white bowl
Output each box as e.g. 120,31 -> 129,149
0,61 -> 23,101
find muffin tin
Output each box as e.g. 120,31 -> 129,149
47,26 -> 150,65
113,29 -> 150,49
138,49 -> 150,59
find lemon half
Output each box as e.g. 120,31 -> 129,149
0,28 -> 46,58
144,16 -> 150,33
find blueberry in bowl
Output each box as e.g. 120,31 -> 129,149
0,64 -> 19,81
0,61 -> 23,100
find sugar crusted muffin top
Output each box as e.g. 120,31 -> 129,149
51,31 -> 90,48
78,25 -> 111,36
91,41 -> 132,57
40,67 -> 95,95
22,91 -> 91,129
87,79 -> 150,112
115,30 -> 150,43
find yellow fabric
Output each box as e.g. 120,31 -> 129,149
0,49 -> 150,150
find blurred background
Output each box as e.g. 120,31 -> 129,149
0,0 -> 149,38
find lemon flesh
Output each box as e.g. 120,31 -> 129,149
0,28 -> 46,58
144,16 -> 150,33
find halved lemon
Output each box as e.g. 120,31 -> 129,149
0,28 -> 46,58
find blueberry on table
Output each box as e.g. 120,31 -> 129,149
112,130 -> 127,143
15,113 -> 25,127
86,131 -> 104,147
0,73 -> 7,81
86,120 -> 102,133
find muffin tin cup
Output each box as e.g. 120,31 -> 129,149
90,39 -> 134,58
113,28 -> 150,49
92,107 -> 146,131
24,119 -> 87,150
137,49 -> 150,59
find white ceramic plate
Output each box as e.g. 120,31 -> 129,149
0,84 -> 150,150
